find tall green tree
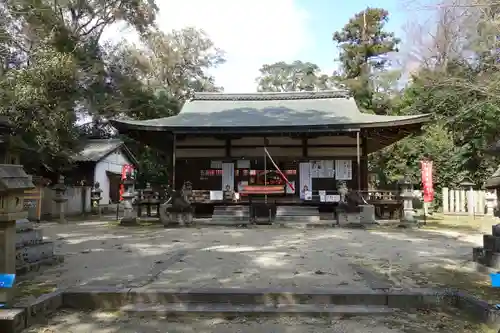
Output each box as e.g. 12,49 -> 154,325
332,8 -> 400,112
256,61 -> 336,92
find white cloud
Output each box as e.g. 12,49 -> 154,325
103,0 -> 312,92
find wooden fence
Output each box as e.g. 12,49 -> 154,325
441,187 -> 495,216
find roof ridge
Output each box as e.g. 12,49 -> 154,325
193,90 -> 351,101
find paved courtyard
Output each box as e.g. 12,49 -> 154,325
18,219 -> 497,332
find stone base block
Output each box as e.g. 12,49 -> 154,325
162,212 -> 194,227
16,242 -> 54,265
472,247 -> 485,263
16,229 -> 43,248
493,224 -> 500,237
359,205 -> 377,224
120,217 -> 138,226
15,291 -> 62,327
483,234 -> 500,253
0,309 -> 26,333
338,212 -> 361,226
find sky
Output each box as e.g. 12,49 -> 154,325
106,0 -> 423,93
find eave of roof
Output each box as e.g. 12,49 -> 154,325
72,138 -> 139,166
110,91 -> 431,134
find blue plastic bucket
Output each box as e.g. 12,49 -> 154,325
0,274 -> 15,288
490,273 -> 500,287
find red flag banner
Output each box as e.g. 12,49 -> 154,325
420,160 -> 434,203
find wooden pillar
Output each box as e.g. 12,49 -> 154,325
172,133 -> 176,190
361,136 -> 368,191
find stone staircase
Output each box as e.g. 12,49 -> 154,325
15,219 -> 62,275
274,206 -> 322,225
209,205 -> 250,225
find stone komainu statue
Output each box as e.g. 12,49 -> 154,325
159,184 -> 194,227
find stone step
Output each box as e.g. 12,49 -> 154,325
63,287 -> 458,311
214,205 -> 249,211
204,219 -> 251,225
276,206 -> 320,217
212,215 -> 249,220
213,211 -> 249,215
119,303 -> 395,317
16,241 -> 55,266
274,216 -> 321,222
16,229 -> 44,248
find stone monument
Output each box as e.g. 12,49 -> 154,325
52,175 -> 67,224
120,172 -> 137,226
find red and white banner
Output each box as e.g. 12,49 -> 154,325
420,160 -> 434,203
120,164 -> 134,201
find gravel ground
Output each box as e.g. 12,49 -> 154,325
25,220 -> 484,291
18,219 -> 497,333
24,311 -> 406,333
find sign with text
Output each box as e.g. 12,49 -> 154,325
420,160 -> 434,203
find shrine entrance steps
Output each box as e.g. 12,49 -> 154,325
274,206 -> 321,225
207,205 -> 325,226
208,205 -> 251,225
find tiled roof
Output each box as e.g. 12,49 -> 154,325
110,90 -> 430,132
72,139 -> 124,162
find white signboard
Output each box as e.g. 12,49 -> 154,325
210,191 -> 223,201
335,160 -> 353,180
310,160 -> 334,178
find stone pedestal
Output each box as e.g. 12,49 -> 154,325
120,174 -> 137,226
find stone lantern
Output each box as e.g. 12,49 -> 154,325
0,165 -> 35,305
52,175 -> 68,224
90,182 -> 102,217
143,183 -> 153,217
460,180 -> 475,216
398,175 -> 416,226
120,171 -> 137,226
486,190 -> 497,216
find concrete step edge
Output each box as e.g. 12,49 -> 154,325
120,303 -> 395,316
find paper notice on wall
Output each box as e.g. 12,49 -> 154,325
311,160 -> 335,178
335,160 -> 352,180
286,181 -> 296,194
237,159 -> 250,169
210,191 -> 223,201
